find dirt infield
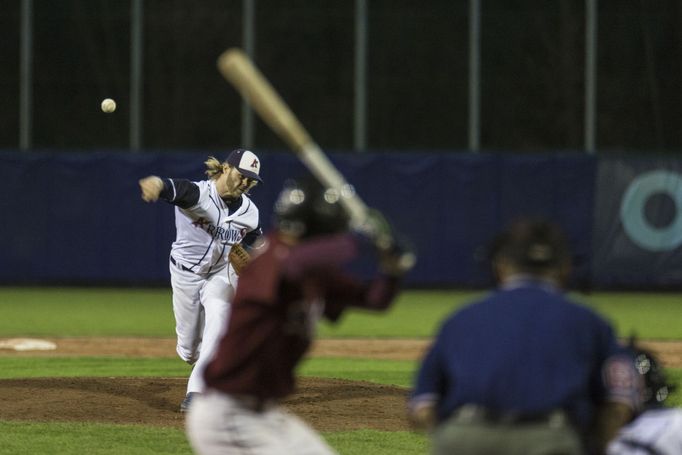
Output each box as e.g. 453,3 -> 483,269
0,337 -> 432,361
0,377 -> 409,431
1,338 -> 681,431
0,338 -> 422,431
3,338 -> 680,365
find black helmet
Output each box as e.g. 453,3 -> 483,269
629,339 -> 674,407
490,218 -> 571,272
273,178 -> 350,239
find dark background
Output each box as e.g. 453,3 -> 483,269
1,0 -> 681,153
0,151 -> 599,288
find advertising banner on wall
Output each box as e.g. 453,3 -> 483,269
592,158 -> 682,287
0,151 -> 597,287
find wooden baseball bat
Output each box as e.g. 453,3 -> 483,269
217,48 -> 416,270
217,48 -> 370,228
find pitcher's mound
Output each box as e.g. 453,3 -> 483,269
0,377 -> 410,432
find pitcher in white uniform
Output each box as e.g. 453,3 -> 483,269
139,149 -> 263,411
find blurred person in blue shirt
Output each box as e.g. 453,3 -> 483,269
409,218 -> 641,455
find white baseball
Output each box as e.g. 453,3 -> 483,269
101,98 -> 116,113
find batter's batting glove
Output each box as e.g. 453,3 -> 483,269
362,209 -> 417,276
380,235 -> 417,276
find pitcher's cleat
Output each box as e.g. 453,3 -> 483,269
180,392 -> 199,413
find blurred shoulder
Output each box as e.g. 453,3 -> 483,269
441,292 -> 495,326
562,293 -> 611,320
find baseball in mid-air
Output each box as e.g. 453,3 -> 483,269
101,98 -> 116,113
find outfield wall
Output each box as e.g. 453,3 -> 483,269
1,151 -> 680,289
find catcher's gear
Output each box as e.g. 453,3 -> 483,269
627,337 -> 676,407
229,243 -> 251,275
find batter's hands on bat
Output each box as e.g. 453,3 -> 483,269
362,209 -> 416,276
139,176 -> 164,202
379,239 -> 416,276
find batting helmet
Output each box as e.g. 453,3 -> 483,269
273,178 -> 349,239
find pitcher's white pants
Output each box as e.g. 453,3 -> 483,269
170,262 -> 236,394
186,390 -> 337,455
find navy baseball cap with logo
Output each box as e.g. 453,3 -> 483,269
227,148 -> 263,182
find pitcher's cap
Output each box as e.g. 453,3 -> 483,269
227,149 -> 263,182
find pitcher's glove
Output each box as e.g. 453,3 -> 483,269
229,243 -> 251,275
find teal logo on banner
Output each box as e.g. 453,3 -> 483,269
593,160 -> 682,287
620,170 -> 682,252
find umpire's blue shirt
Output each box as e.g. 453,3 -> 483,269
411,277 -> 629,431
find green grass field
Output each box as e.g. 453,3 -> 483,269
0,287 -> 680,454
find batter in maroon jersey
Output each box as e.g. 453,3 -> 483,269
186,178 -> 414,455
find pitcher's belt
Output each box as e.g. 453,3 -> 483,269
170,256 -> 193,273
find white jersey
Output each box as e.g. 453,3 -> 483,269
607,408 -> 682,455
170,179 -> 259,275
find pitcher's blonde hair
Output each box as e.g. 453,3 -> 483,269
204,156 -> 226,180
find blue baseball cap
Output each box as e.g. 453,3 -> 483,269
227,149 -> 263,182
